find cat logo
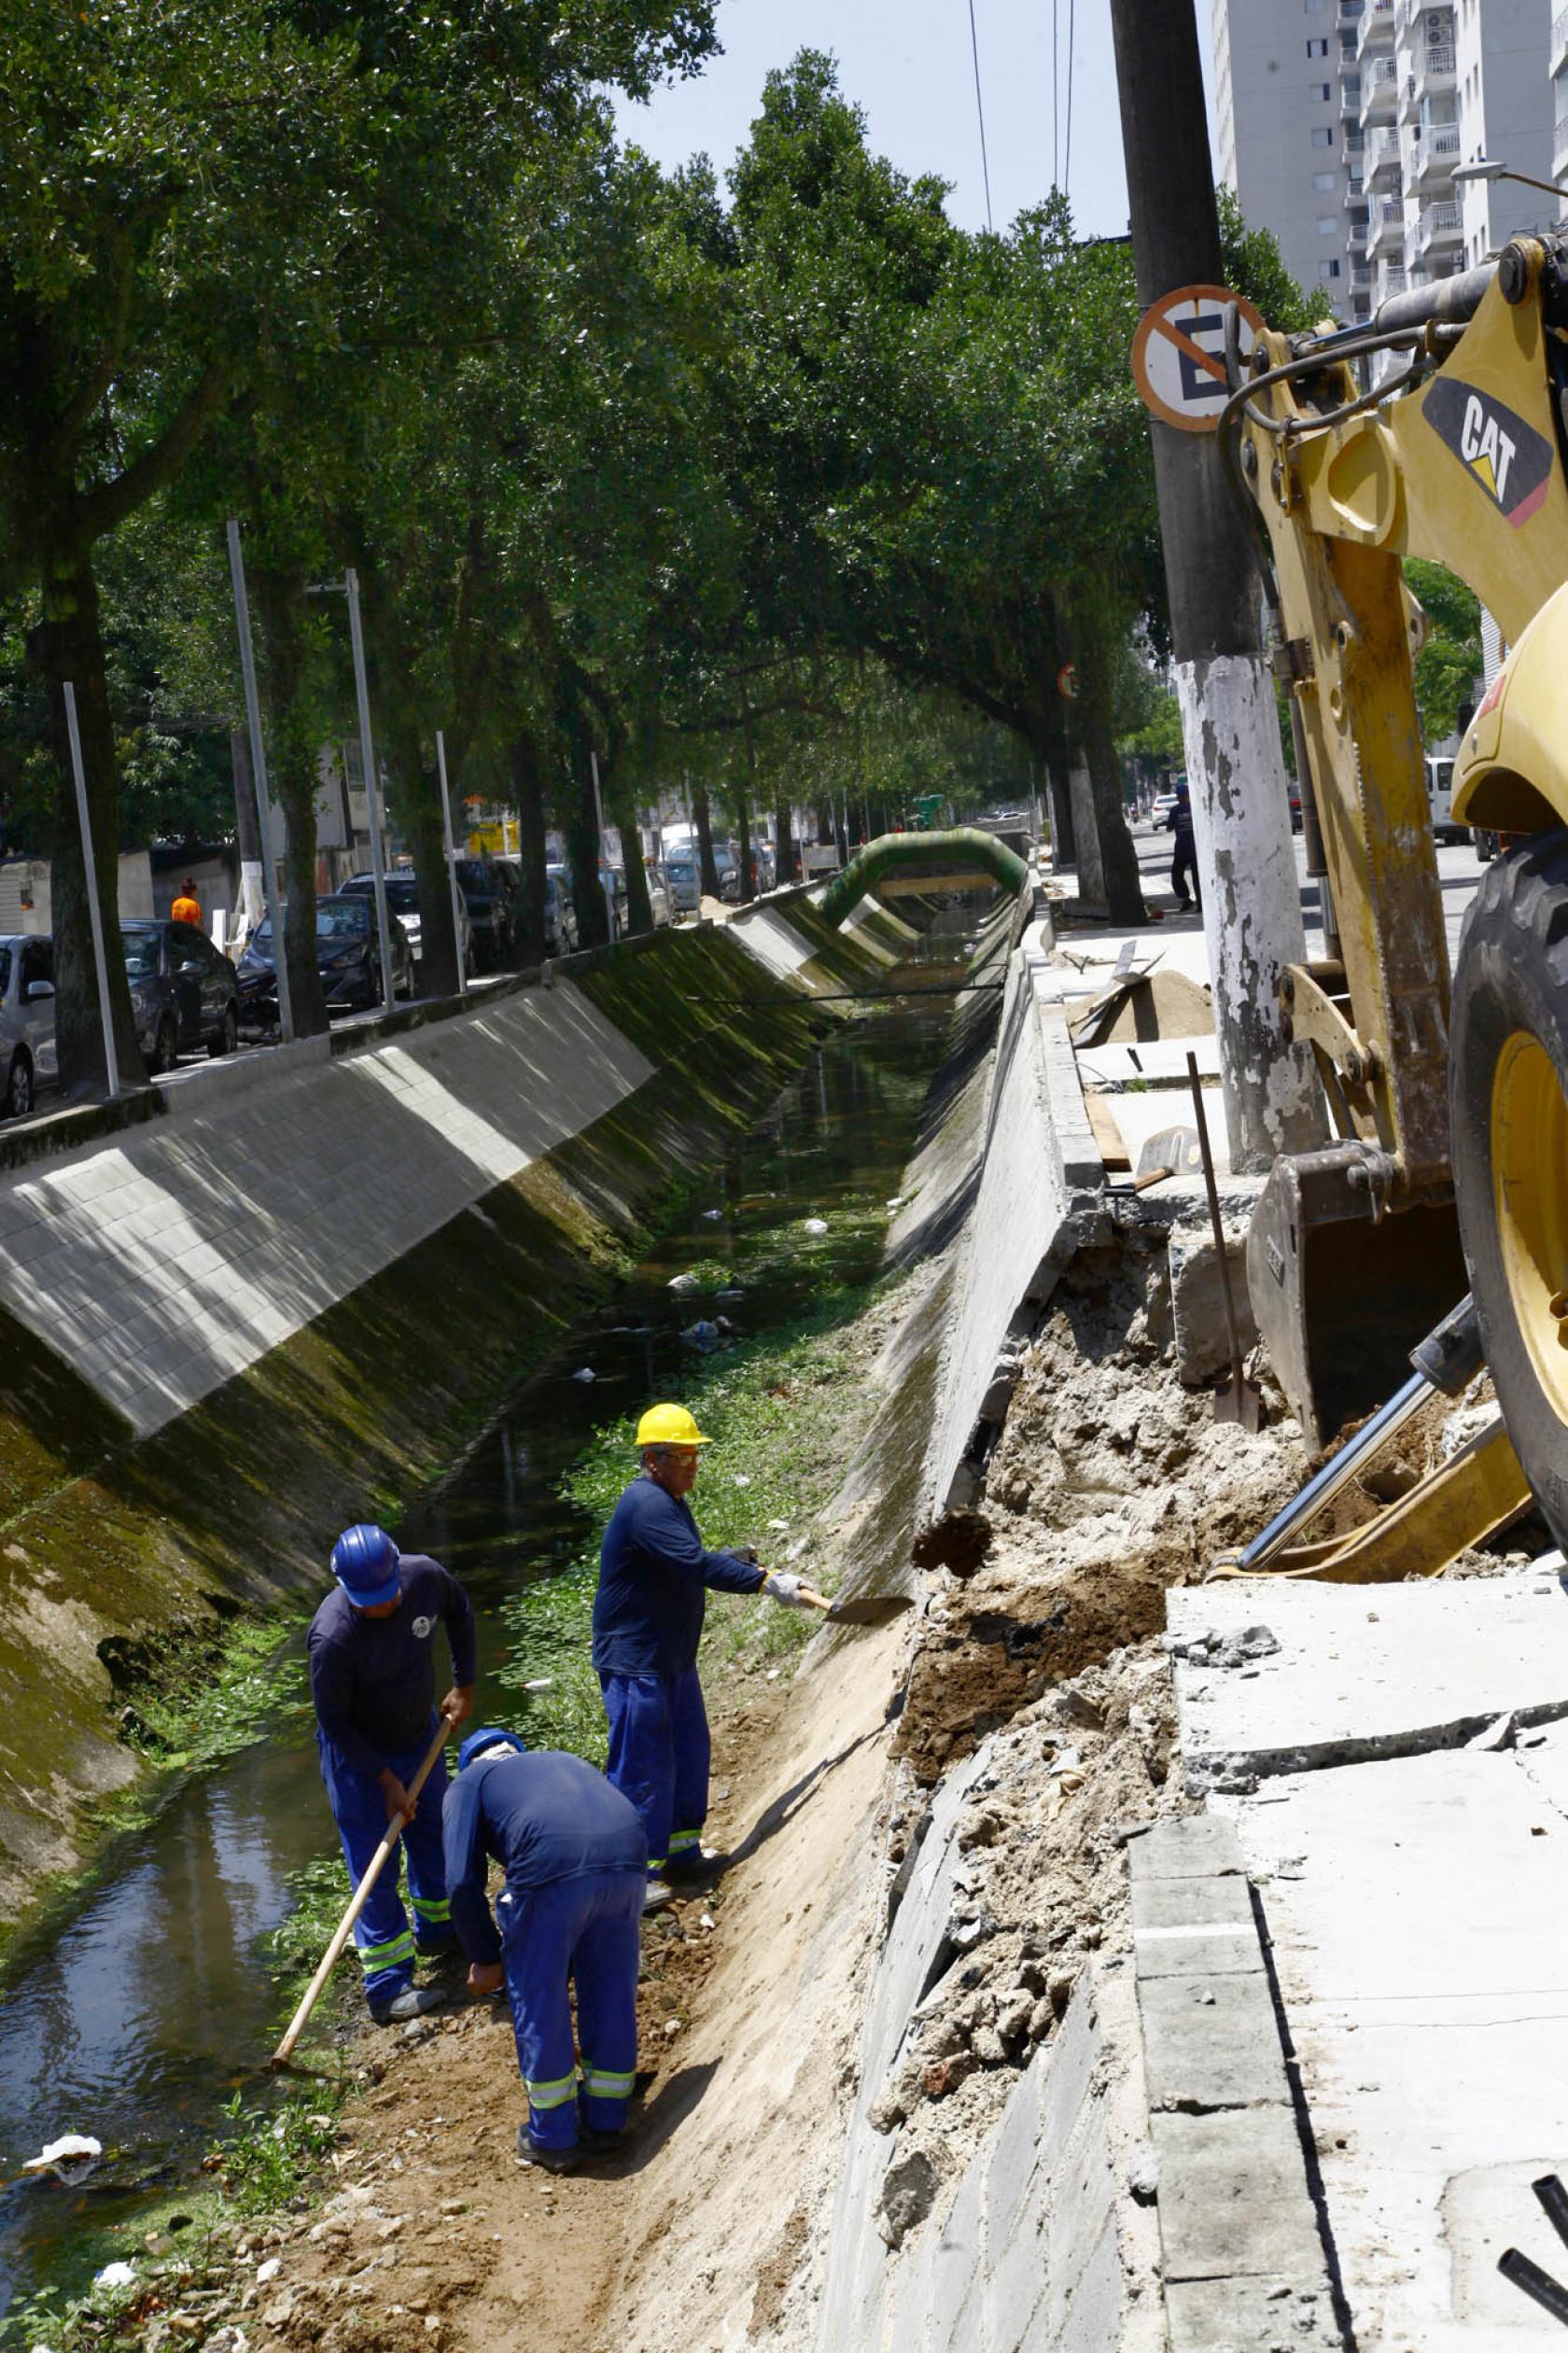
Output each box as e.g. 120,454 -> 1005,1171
1425,375 -> 1554,528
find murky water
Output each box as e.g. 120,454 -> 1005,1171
0,974 -> 966,2311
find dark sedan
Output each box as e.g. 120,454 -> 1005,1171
236,896 -> 412,1027
121,919 -> 239,1073
455,857 -> 521,973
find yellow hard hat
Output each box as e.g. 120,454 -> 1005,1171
636,1402 -> 710,1449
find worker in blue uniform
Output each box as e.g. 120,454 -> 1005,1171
308,1523 -> 477,2024
593,1403 -> 807,1912
445,1727 -> 647,2174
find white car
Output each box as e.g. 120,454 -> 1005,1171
0,934 -> 57,1119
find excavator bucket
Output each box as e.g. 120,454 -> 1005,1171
1246,1145 -> 1472,1451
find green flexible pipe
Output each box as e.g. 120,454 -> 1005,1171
819,828 -> 1030,928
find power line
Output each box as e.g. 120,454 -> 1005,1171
1063,0 -> 1077,201
966,0 -> 995,233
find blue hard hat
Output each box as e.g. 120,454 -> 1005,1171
329,1523 -> 401,1608
458,1727 -> 525,1773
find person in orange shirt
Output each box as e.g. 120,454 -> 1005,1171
171,878 -> 202,927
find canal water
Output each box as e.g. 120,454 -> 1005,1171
0,985 -> 966,2313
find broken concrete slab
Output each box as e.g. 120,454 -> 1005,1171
1164,2274 -> 1335,2351
1169,1571 -> 1568,1788
1127,1815 -> 1245,1882
1168,1220 -> 1258,1389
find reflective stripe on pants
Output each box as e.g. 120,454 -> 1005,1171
498,1867 -> 644,2150
317,1720 -> 451,2005
598,1668 -> 709,1883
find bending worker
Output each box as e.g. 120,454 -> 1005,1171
308,1523 -> 476,2023
445,1728 -> 646,2174
593,1403 -> 806,1912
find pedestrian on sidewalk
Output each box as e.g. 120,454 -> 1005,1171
446,1728 -> 646,2174
171,877 -> 203,928
308,1523 -> 476,2023
1165,783 -> 1200,913
593,1403 -> 809,1912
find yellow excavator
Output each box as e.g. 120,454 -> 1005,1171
1217,233 -> 1568,1570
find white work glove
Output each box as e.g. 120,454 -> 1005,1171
763,1571 -> 806,1607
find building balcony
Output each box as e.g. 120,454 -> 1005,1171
1357,0 -> 1395,56
1360,53 -> 1400,121
1554,105 -> 1568,178
1554,1 -> 1568,78
1416,199 -> 1463,252
1352,263 -> 1374,288
1378,262 -> 1407,301
1340,76 -> 1364,118
1347,214 -> 1369,252
1365,125 -> 1402,181
1367,196 -> 1406,259
1411,122 -> 1460,184
1410,44 -> 1456,105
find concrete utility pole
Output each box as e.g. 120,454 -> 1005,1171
1109,0 -> 1323,1171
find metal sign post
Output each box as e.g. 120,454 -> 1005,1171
435,730 -> 469,1000
225,520 -> 295,1043
62,682 -> 121,1099
343,568 -> 395,1011
589,748 -> 616,940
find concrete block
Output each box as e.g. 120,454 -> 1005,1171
927,2154 -> 988,2352
1038,1982 -> 1101,2159
983,2043 -> 1049,2255
1127,1815 -> 1244,1883
986,2190 -> 1051,2353
1168,1572 -> 1568,1783
1023,2206 -> 1125,2353
1164,2274 -> 1332,2350
1168,1222 -> 1258,1389
1137,1970 -> 1289,2114
1132,1870 -> 1262,1982
1149,2108 -> 1324,2281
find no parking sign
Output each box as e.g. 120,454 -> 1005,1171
1131,284 -> 1267,434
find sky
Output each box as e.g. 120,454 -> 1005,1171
612,0 -> 1220,241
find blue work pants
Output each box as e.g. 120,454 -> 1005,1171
599,1668 -> 709,1877
316,1716 -> 455,2005
497,1868 -> 643,2150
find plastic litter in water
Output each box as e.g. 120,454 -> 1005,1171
571,1367 -> 595,1383
22,2133 -> 102,2181
701,1208 -> 723,1221
667,1271 -> 699,1292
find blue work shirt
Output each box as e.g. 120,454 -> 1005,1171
592,1473 -> 764,1678
308,1555 -> 478,1778
443,1748 -> 648,1962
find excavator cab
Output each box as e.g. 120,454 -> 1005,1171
1223,234 -> 1568,1534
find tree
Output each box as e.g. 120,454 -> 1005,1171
1406,558 -> 1482,742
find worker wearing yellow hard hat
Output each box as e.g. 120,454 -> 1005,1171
592,1401 -> 808,1912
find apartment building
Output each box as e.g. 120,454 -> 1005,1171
1214,0 -> 1553,327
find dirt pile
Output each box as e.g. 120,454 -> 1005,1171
896,1222 -> 1305,1784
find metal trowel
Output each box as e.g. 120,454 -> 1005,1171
798,1584 -> 916,1628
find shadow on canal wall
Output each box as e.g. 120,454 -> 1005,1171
0,906 -> 890,1956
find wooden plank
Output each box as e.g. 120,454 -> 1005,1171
1084,1090 -> 1131,1170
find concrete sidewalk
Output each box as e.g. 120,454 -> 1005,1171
1166,1568 -> 1568,2351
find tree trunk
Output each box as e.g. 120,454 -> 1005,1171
732,775 -> 756,904
561,710 -> 609,949
252,569 -> 329,1036
816,805 -> 834,846
511,728 -> 549,965
385,712 -> 462,1000
1076,616 -> 1147,924
612,773 -> 654,936
693,779 -> 719,900
774,797 -> 796,887
25,539 -> 144,1092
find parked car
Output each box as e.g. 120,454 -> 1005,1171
121,918 -> 239,1072
0,934 -> 57,1119
235,895 -> 412,1026
1151,791 -> 1179,826
643,862 -> 674,928
340,871 -> 473,980
1426,754 -> 1467,846
539,866 -> 576,957
713,846 -> 740,903
664,853 -> 701,916
455,856 -> 522,973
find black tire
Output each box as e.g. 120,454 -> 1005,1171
1451,831 -> 1568,1544
208,1001 -> 238,1058
148,1015 -> 179,1076
4,1049 -> 33,1120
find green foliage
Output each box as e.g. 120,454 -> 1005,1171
119,1615 -> 310,1772
206,2087 -> 343,2215
1406,557 -> 1483,740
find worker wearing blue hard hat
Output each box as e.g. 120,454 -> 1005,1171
445,1727 -> 647,2174
308,1523 -> 478,2024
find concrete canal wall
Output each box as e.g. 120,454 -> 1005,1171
0,908 -> 861,1945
